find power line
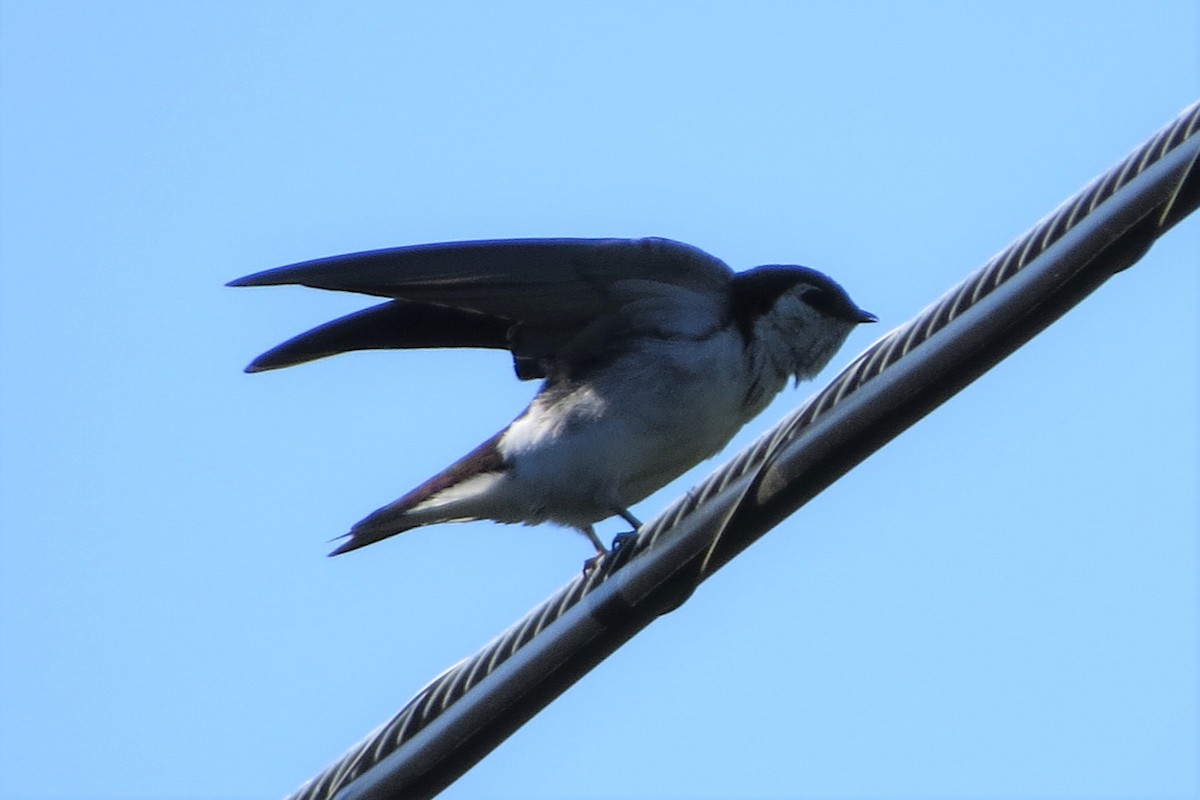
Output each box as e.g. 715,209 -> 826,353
286,100 -> 1199,800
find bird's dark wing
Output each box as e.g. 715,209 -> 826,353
229,237 -> 731,322
243,301 -> 511,373
229,237 -> 733,377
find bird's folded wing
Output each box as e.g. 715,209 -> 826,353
243,301 -> 512,373
230,237 -> 734,376
227,237 -> 732,326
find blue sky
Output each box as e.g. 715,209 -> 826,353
0,3 -> 1196,799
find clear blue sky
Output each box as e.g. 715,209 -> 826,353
1,3 -> 1196,799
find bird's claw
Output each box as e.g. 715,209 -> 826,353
610,530 -> 638,553
580,529 -> 640,575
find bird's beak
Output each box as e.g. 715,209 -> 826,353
858,310 -> 878,323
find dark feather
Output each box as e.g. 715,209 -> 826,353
228,237 -> 731,325
244,300 -> 511,373
230,237 -> 734,376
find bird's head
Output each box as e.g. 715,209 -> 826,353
730,265 -> 876,385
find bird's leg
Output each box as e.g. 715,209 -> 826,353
582,525 -> 607,555
616,509 -> 642,529
581,525 -> 607,573
609,508 -> 642,553
581,511 -> 642,573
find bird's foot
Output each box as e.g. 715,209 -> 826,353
580,517 -> 641,575
581,530 -> 639,574
610,530 -> 639,553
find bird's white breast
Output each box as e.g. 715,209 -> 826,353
496,327 -> 783,528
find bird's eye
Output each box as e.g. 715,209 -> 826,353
801,286 -> 861,321
800,287 -> 835,314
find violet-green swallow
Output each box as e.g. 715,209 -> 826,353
229,237 -> 875,556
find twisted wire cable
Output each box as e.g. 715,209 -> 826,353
287,100 -> 1199,800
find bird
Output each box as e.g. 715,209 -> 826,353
229,237 -> 876,558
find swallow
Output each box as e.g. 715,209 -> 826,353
229,237 -> 875,556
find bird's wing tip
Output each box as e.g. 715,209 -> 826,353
242,355 -> 283,374
226,267 -> 296,288
326,533 -> 356,557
